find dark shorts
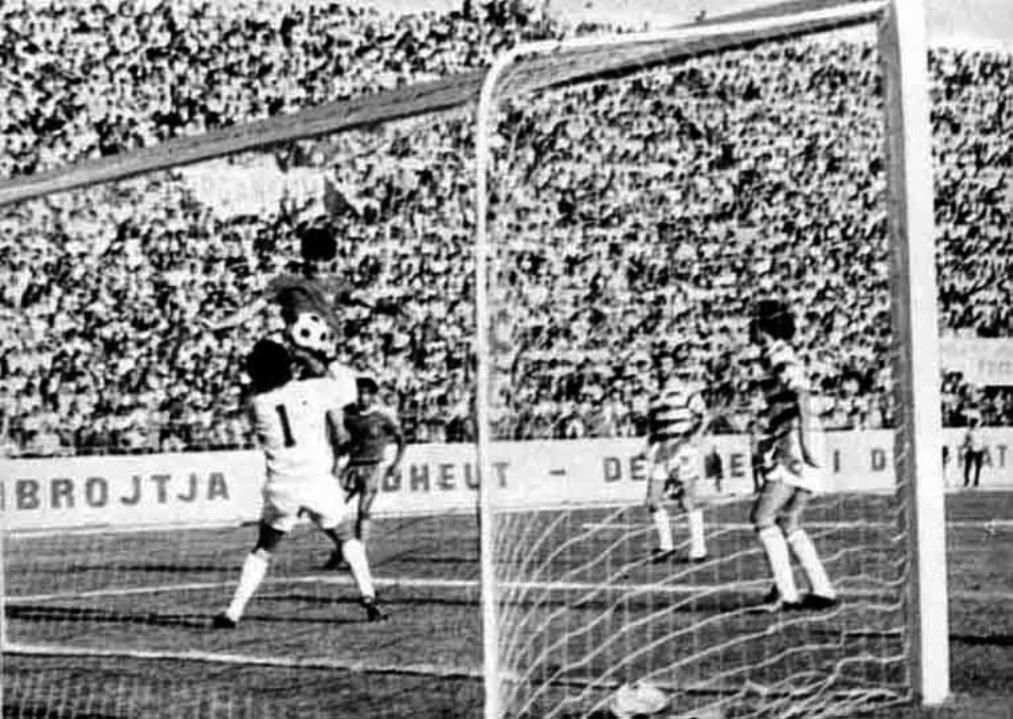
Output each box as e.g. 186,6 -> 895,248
345,463 -> 384,494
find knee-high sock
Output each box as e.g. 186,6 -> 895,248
342,538 -> 375,600
652,507 -> 673,552
757,526 -> 799,603
687,508 -> 706,559
786,529 -> 835,598
226,552 -> 269,622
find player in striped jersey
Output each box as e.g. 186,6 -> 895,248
644,352 -> 709,564
212,339 -> 386,628
748,299 -> 838,611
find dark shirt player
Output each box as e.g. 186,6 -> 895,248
325,376 -> 405,568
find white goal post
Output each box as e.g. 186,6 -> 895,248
473,0 -> 948,716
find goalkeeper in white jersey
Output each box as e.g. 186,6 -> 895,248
644,352 -> 709,564
748,299 -> 838,612
213,339 -> 386,628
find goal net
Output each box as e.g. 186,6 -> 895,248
0,112 -> 488,714
473,2 -> 946,717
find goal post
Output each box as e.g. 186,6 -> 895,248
473,0 -> 948,715
878,0 -> 950,706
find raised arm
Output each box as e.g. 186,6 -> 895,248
205,296 -> 269,333
795,385 -> 822,468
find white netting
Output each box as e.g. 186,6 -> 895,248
0,111 -> 488,714
478,16 -> 924,718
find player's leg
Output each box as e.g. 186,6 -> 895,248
215,520 -> 287,628
750,475 -> 802,608
679,445 -> 707,562
646,459 -> 676,562
355,463 -> 381,549
309,482 -> 388,622
680,495 -> 707,562
973,451 -> 983,487
778,488 -> 838,609
323,465 -> 361,569
322,544 -> 346,570
319,519 -> 388,622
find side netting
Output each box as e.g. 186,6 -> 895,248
473,2 -> 946,717
0,113 -> 486,717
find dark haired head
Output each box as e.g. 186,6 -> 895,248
246,339 -> 293,393
356,376 -> 379,394
300,226 -> 337,263
750,299 -> 796,342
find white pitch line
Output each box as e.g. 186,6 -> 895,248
9,572 -> 1013,606
2,642 -> 483,680
582,519 -> 1013,532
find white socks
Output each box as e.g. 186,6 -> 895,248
757,526 -> 800,603
652,507 -> 707,558
687,508 -> 707,560
786,529 -> 836,598
651,507 -> 674,551
226,552 -> 269,622
342,538 -> 376,600
224,540 -> 378,624
757,526 -> 836,602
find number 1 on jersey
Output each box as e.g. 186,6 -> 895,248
275,404 -> 296,447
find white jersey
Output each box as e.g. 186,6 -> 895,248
249,377 -> 350,485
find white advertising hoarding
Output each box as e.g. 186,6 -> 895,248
1,430 -> 1010,531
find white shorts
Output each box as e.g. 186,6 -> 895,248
760,427 -> 827,493
261,476 -> 354,533
646,439 -> 702,506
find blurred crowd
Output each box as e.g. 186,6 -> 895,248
0,0 -> 1010,457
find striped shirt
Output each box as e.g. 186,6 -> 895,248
648,379 -> 705,443
759,340 -> 807,439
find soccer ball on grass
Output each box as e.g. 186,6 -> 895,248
609,680 -> 669,717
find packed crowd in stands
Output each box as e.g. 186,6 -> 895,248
0,0 -> 1010,456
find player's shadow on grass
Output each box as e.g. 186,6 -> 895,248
951,633 -> 1013,647
374,552 -> 480,566
62,563 -> 226,574
5,604 -> 209,629
261,591 -> 481,611
1,703 -> 120,719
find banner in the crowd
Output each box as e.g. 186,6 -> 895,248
1,429 -> 1010,531
940,337 -> 1013,386
179,158 -> 323,218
